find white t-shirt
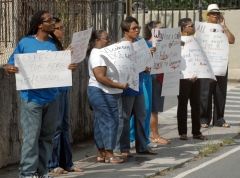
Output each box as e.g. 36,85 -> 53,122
88,48 -> 122,94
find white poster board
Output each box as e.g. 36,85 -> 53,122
15,50 -> 72,90
195,22 -> 229,76
71,27 -> 93,63
151,28 -> 181,74
161,71 -> 180,96
132,38 -> 153,72
181,36 -> 216,80
100,41 -> 139,91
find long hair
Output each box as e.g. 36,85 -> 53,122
26,11 -> 63,50
144,20 -> 161,40
178,18 -> 192,32
86,29 -> 105,56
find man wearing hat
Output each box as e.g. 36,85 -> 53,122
199,4 -> 235,128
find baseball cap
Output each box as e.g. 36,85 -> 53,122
207,4 -> 220,13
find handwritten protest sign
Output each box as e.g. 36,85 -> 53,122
71,27 -> 92,63
195,22 -> 229,76
132,38 -> 153,72
181,36 -> 216,80
151,28 -> 181,74
161,71 -> 180,96
15,50 -> 72,90
100,41 -> 139,91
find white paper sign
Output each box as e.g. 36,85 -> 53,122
195,22 -> 229,76
151,28 -> 181,74
132,38 -> 153,72
71,27 -> 93,63
161,71 -> 180,96
15,50 -> 72,90
100,41 -> 139,91
181,36 -> 216,80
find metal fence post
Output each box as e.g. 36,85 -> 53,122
126,0 -> 132,16
198,0 -> 203,21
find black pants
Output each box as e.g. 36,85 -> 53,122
199,74 -> 227,126
177,79 -> 201,136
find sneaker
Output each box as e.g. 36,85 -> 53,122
147,142 -> 158,148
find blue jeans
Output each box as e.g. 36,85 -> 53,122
19,98 -> 59,177
48,90 -> 73,170
87,86 -> 120,150
130,73 -> 152,144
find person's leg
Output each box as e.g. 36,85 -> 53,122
150,75 -> 168,144
37,97 -> 59,176
143,73 -> 152,144
119,95 -> 135,153
133,94 -> 148,153
19,100 -> 43,177
59,90 -> 75,170
199,78 -> 213,126
213,74 -> 228,126
87,87 -> 104,150
129,115 -> 135,143
190,80 -> 202,136
49,92 -> 65,170
177,79 -> 191,136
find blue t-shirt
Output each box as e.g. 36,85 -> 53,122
8,36 -> 59,105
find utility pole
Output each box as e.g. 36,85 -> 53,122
126,0 -> 132,16
198,0 -> 203,21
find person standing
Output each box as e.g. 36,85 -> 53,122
177,18 -> 207,140
199,4 -> 235,128
146,21 -> 170,145
4,11 -> 74,178
48,17 -> 81,175
87,30 -> 127,164
118,16 -> 156,157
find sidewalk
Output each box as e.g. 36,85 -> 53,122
1,83 -> 240,178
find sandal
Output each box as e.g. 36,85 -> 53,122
179,134 -> 188,140
222,123 -> 230,128
151,136 -> 171,145
201,124 -> 209,128
193,134 -> 208,140
96,156 -> 105,163
105,156 -> 124,164
50,167 -> 68,175
67,165 -> 83,172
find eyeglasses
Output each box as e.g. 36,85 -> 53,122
54,26 -> 64,30
208,12 -> 220,16
42,18 -> 56,24
99,36 -> 110,41
186,24 -> 194,28
130,26 -> 141,31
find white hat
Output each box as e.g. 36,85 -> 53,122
207,4 -> 220,13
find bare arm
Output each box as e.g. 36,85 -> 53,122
220,14 -> 235,44
3,64 -> 18,74
93,66 -> 128,89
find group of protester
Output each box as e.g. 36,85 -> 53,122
3,3 -> 235,178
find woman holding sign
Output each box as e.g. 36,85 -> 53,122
87,30 -> 128,164
48,17 -> 81,175
4,11 -> 76,178
145,21 -> 170,145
